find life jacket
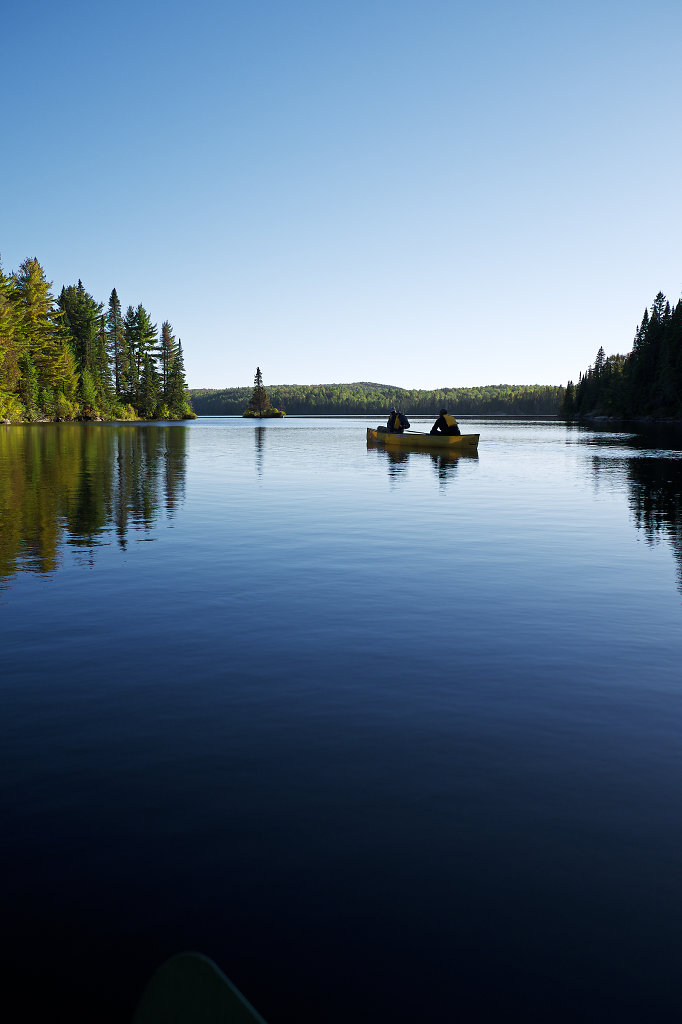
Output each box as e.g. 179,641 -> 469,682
388,411 -> 408,431
443,414 -> 458,428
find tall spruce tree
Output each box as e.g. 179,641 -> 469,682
561,380 -> 575,418
138,353 -> 160,418
159,320 -> 178,397
0,260 -> 21,403
123,305 -> 140,403
94,314 -> 114,411
105,288 -> 127,394
166,340 -> 189,418
13,259 -> 79,408
250,366 -> 269,414
58,280 -> 102,373
19,354 -> 40,418
131,304 -> 158,379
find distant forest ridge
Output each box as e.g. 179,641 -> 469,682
190,382 -> 564,416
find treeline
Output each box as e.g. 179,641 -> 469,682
562,291 -> 682,419
190,382 -> 564,416
0,256 -> 194,423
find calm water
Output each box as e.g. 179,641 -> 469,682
2,417 -> 682,1023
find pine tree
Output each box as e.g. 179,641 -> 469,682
159,320 -> 179,397
58,280 -> 102,372
138,353 -> 160,418
0,261 -> 21,402
105,288 -> 127,394
80,367 -> 97,416
131,304 -> 158,379
249,366 -> 269,414
94,314 -> 114,411
166,340 -> 190,418
122,305 -> 140,403
13,258 -> 79,405
13,258 -> 57,370
19,354 -> 39,418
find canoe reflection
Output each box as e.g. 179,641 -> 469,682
368,441 -> 478,487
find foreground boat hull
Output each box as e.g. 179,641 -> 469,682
367,428 -> 480,450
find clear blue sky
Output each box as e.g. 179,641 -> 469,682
3,0 -> 681,390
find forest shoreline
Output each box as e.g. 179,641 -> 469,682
571,414 -> 682,425
1,414 -> 195,426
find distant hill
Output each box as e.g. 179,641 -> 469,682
189,382 -> 564,416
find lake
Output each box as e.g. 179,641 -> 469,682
2,416 -> 682,1023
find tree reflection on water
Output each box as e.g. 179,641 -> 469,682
627,456 -> 682,592
0,424 -> 187,585
589,435 -> 682,596
254,425 -> 265,478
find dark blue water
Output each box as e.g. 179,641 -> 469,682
2,418 -> 682,1022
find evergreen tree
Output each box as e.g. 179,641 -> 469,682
58,280 -> 102,372
0,261 -> 21,403
122,305 -> 140,403
249,366 -> 269,414
80,367 -> 97,416
131,304 -> 158,379
19,354 -> 39,418
13,258 -> 57,371
166,340 -> 190,418
159,320 -> 179,397
105,288 -> 127,394
94,314 -> 114,411
13,258 -> 79,405
50,327 -> 81,407
138,353 -> 160,418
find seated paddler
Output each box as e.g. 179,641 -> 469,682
386,408 -> 410,433
430,409 -> 461,436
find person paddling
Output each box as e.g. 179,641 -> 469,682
387,408 -> 410,434
430,409 -> 461,436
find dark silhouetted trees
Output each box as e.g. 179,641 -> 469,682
562,290 -> 682,419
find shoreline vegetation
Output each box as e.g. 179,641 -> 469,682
561,290 -> 682,422
193,382 -> 565,417
0,256 -> 195,424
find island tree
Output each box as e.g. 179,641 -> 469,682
249,366 -> 269,414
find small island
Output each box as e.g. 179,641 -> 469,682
242,367 -> 285,418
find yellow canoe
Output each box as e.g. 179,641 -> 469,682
367,427 -> 479,450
